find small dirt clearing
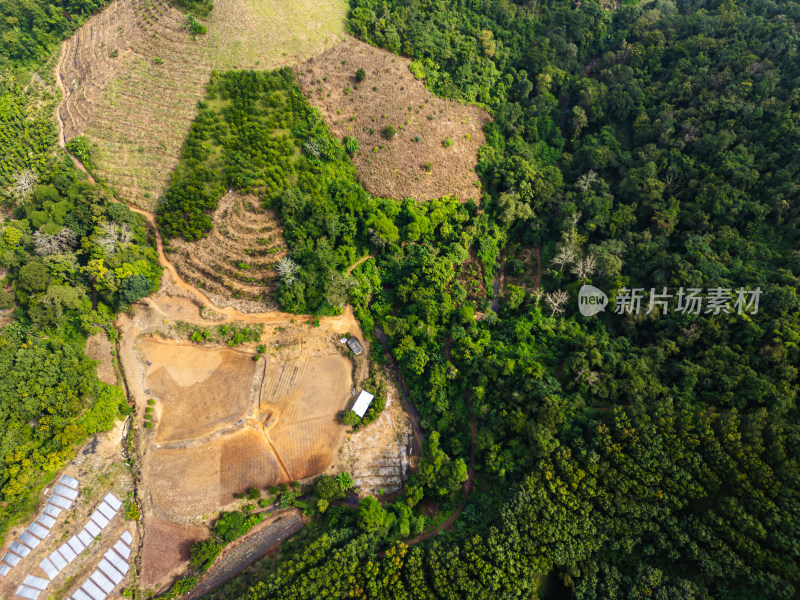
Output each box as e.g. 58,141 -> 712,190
296,36 -> 490,202
146,430 -> 284,521
136,336 -> 355,521
334,366 -> 417,496
120,270 -> 369,529
86,331 -> 117,384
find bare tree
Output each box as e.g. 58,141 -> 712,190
33,228 -> 77,256
571,254 -> 598,280
10,169 -> 37,203
577,170 -> 598,192
96,221 -> 121,254
368,228 -> 387,248
118,223 -> 134,246
545,289 -> 569,316
277,257 -> 300,284
551,245 -> 576,272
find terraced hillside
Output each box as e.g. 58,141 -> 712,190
56,0 -> 348,210
57,0 -> 212,208
166,194 -> 287,312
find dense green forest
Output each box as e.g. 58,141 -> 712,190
1,0 -> 799,596
0,6 -> 161,538
195,0 -> 799,598
0,153 -> 161,540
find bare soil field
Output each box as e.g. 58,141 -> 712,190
137,336 -> 353,520
145,430 -> 284,521
57,0 -> 347,210
140,515 -> 209,589
86,331 -> 117,384
118,270 -> 369,529
296,36 -> 491,202
139,338 -> 256,443
166,194 -> 288,312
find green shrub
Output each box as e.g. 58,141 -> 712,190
355,68 -> 366,82
443,138 -> 453,147
344,136 -> 359,155
123,500 -> 140,521
184,13 -> 207,34
383,125 -> 397,140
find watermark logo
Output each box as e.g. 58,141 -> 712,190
577,286 -> 762,317
578,284 -> 608,316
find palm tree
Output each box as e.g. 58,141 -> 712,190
335,472 -> 355,491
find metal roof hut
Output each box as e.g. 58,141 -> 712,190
346,337 -> 364,356
352,390 -> 375,418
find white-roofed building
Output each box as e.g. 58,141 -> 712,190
81,579 -> 107,600
49,495 -> 72,510
37,513 -> 57,529
113,540 -> 130,560
19,531 -> 40,549
9,541 -> 31,557
67,535 -> 86,554
78,530 -> 93,547
15,584 -> 41,599
58,543 -> 77,563
0,562 -> 11,576
49,550 -> 67,571
103,493 -> 122,512
351,390 -> 375,418
28,522 -> 50,540
60,475 -> 79,489
96,502 -> 116,521
104,550 -> 127,575
71,588 -> 92,600
43,504 -> 62,518
97,559 -> 123,584
4,551 -> 22,566
24,574 -> 48,589
90,510 -> 110,529
54,484 -> 79,501
39,557 -> 59,579
90,570 -> 114,594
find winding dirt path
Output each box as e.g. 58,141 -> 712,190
54,41 -> 97,184
346,253 -> 375,275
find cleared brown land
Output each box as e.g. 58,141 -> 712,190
139,338 -> 255,442
296,36 -> 490,202
333,367 -> 417,496
140,515 -> 209,589
261,355 -> 353,480
146,430 -> 284,520
166,194 -> 288,313
86,332 -> 117,384
136,336 -> 354,521
57,0 -> 348,210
